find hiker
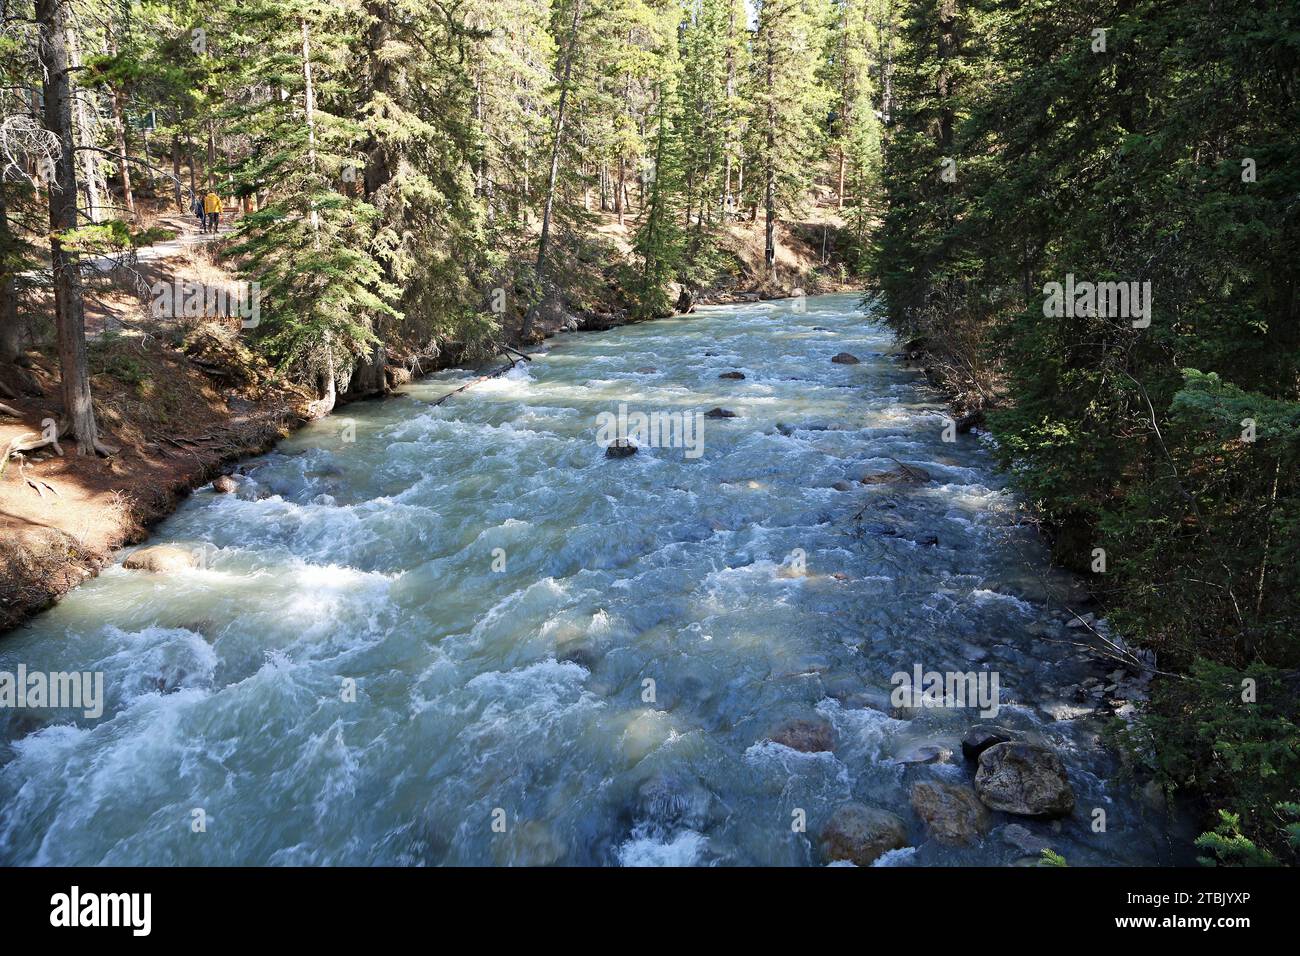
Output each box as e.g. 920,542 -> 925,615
203,190 -> 222,233
191,193 -> 206,232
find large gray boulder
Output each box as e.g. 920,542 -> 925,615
819,803 -> 908,866
975,742 -> 1076,817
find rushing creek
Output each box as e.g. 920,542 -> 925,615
0,293 -> 1184,866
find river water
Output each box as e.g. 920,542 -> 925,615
0,293 -> 1181,865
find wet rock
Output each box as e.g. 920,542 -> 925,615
1065,612 -> 1096,629
998,823 -> 1052,855
557,645 -> 601,671
605,440 -> 638,459
776,422 -> 795,436
819,803 -> 908,866
961,724 -> 1023,761
635,366 -> 658,374
719,371 -> 746,380
975,742 -> 1076,817
123,545 -> 200,573
637,772 -> 713,830
492,820 -> 567,866
894,744 -> 953,765
704,407 -> 737,419
768,717 -> 835,753
831,352 -> 860,365
861,464 -> 932,485
212,474 -> 238,494
1139,779 -> 1167,814
831,480 -> 854,492
918,534 -> 940,547
910,781 -> 991,846
860,522 -> 898,537
955,410 -> 985,434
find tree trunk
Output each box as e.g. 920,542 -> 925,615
763,46 -> 777,279
302,20 -> 320,244
104,32 -> 134,218
171,132 -> 182,209
837,148 -> 846,209
0,185 -> 21,365
354,0 -> 400,400
108,85 -> 134,217
533,0 -> 585,311
37,0 -> 105,454
66,25 -> 102,224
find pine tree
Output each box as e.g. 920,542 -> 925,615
747,0 -> 832,281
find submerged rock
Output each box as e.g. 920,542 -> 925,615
605,440 -> 638,459
975,742 -> 1076,817
635,366 -> 658,374
961,724 -> 1023,761
767,717 -> 835,753
910,781 -> 991,845
861,464 -> 932,485
819,803 -> 908,866
637,772 -> 713,831
830,352 -> 861,365
704,407 -> 737,419
894,744 -> 953,765
831,480 -> 854,492
123,545 -> 200,573
718,371 -> 746,380
998,823 -> 1053,855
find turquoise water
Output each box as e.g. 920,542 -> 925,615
0,294 -> 1180,865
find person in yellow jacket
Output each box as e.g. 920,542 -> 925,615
202,190 -> 222,234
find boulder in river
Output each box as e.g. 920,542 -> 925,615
635,366 -> 658,374
819,803 -> 908,866
974,742 -> 1076,817
910,781 -> 991,845
767,717 -> 835,753
831,480 -> 854,492
123,545 -> 200,573
212,474 -> 238,494
861,463 -> 932,484
704,407 -> 737,418
831,352 -> 861,365
961,724 -> 1024,761
605,440 -> 638,459
719,371 -> 746,380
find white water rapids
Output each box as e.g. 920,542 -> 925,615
0,293 -> 1181,865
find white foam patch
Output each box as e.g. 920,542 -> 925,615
871,846 -> 917,867
618,829 -> 708,867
